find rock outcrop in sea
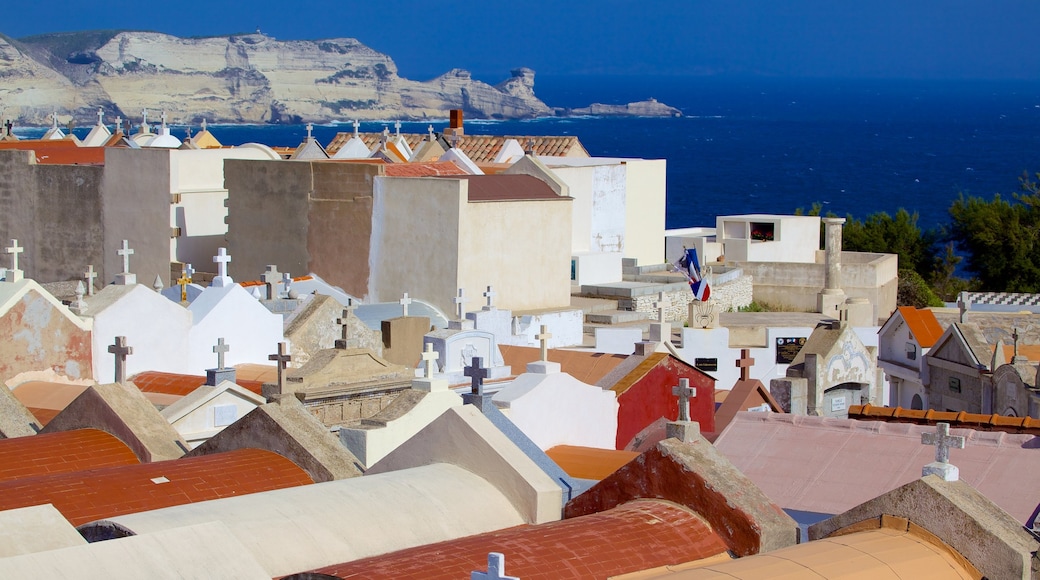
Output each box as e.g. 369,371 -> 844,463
561,98 -> 682,117
0,30 -> 556,125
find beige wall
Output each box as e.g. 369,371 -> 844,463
624,159 -> 666,265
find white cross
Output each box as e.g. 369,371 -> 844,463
922,422 -> 965,464
421,342 -> 438,379
108,336 -> 133,384
483,285 -> 496,309
352,119 -> 360,136
115,116 -> 123,133
453,287 -> 467,320
654,291 -> 671,323
5,239 -> 23,271
51,112 -> 59,129
306,123 -> 313,140
117,239 -> 134,274
141,109 -> 149,128
213,247 -> 231,278
213,337 -> 230,370
428,125 -> 435,140
185,263 -> 195,280
672,378 -> 697,422
399,292 -> 413,317
84,264 -> 97,295
394,120 -> 401,136
464,356 -> 489,396
282,272 -> 292,296
201,118 -> 208,132
472,553 -> 519,580
536,325 -> 552,362
96,108 -> 103,126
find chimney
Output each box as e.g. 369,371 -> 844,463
449,109 -> 464,136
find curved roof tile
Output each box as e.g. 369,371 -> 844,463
0,429 -> 139,484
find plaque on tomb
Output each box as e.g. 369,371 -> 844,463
831,396 -> 847,412
213,404 -> 238,427
694,358 -> 718,372
775,337 -> 806,364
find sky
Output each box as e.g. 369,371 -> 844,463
5,1 -> 1040,82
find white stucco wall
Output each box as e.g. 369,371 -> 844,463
623,159 -> 666,265
493,368 -> 618,450
91,285 -> 193,383
187,285 -> 284,373
163,385 -> 264,448
676,326 -> 814,389
717,215 -> 821,263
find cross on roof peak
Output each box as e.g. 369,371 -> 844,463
5,239 -> 24,281
428,125 -> 435,140
472,552 -> 518,580
736,348 -> 755,381
421,342 -> 438,379
536,325 -> 552,362
107,336 -> 133,384
399,292 -> 413,317
306,123 -> 313,140
117,239 -> 134,274
213,337 -> 230,370
335,299 -> 358,349
97,108 -> 104,126
201,118 -> 208,132
115,116 -> 123,133
51,112 -> 59,129
176,269 -> 192,302
653,292 -> 671,323
394,120 -> 401,136
160,110 -> 168,127
352,119 -> 360,136
212,247 -> 232,282
483,285 -> 496,309
464,356 -> 489,396
922,422 -> 965,465
453,287 -> 468,320
672,378 -> 696,422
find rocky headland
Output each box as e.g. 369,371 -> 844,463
0,30 -> 679,125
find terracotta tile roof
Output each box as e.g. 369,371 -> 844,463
10,381 -> 88,420
545,445 -> 640,480
0,429 -> 139,483
0,140 -> 107,165
500,346 -> 628,384
326,132 -> 589,162
849,403 -> 1040,435
26,407 -> 60,427
383,161 -> 467,177
444,174 -> 565,202
898,306 -> 944,347
1001,344 -> 1040,362
304,499 -> 728,579
0,448 -> 313,527
610,353 -> 670,396
710,378 -> 784,439
238,274 -> 313,288
131,371 -> 264,396
234,363 -> 278,384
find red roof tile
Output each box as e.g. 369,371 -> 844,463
0,140 -> 106,164
131,371 -> 264,396
898,306 -> 944,348
303,500 -> 728,579
326,133 -> 588,162
850,404 -> 1040,435
0,429 -> 139,483
0,448 -> 313,526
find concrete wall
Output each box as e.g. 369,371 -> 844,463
0,285 -> 93,383
549,165 -> 595,253
624,159 -> 666,265
927,364 -> 983,413
103,149 -> 173,287
0,150 -> 106,284
305,162 -> 378,297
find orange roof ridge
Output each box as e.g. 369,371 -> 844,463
897,306 -> 944,347
849,404 -> 1040,435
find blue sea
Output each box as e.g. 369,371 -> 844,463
21,76 -> 1040,232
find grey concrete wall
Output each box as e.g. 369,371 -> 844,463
225,159 -> 313,283
927,364 -> 983,413
102,149 -> 173,287
0,150 -> 105,283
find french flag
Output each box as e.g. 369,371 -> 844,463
679,248 -> 711,301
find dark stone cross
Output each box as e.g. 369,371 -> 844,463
671,378 -> 696,422
922,422 -> 965,464
268,342 -> 292,397
736,348 -> 755,381
335,298 -> 358,349
108,336 -> 133,384
464,356 -> 489,396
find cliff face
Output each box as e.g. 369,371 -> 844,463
0,31 -> 553,125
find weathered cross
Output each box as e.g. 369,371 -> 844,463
536,325 -> 552,362
672,378 -> 697,422
653,292 -> 671,323
268,342 -> 292,396
399,292 -> 413,317
1013,327 -> 1021,358
453,287 -> 468,320
213,247 -> 231,278
736,348 -> 755,381
117,239 -> 134,274
464,356 -> 489,396
160,110 -> 168,127
213,337 -> 230,370
261,265 -> 281,300
335,299 -> 359,349
6,239 -> 23,271
922,422 -> 965,464
84,265 -> 97,295
421,342 -> 439,379
281,272 -> 292,297
483,285 -> 496,309
176,268 -> 191,302
108,336 -> 133,384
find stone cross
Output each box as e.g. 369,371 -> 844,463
536,325 -> 552,362
96,108 -> 104,126
483,285 -> 496,309
306,123 -> 313,140
737,349 -> 755,381
213,337 -> 230,370
399,292 -> 413,317
117,239 -> 134,274
472,553 -> 518,580
115,116 -> 123,133
5,239 -> 23,281
922,422 -> 965,465
201,118 -> 208,132
84,265 -> 97,295
268,342 -> 292,396
261,265 -> 281,300
160,110 -> 167,127
394,120 -> 402,136
51,111 -> 59,129
525,138 -> 535,155
464,356 -> 489,396
1013,327 -> 1020,359
213,247 -> 231,278
352,119 -> 360,136
672,378 -> 696,422
421,342 -> 438,379
108,336 -> 133,384
141,109 -> 149,132
282,272 -> 292,297
653,292 -> 671,323
453,288 -> 468,320
428,125 -> 435,140
185,263 -> 195,280
335,299 -> 358,349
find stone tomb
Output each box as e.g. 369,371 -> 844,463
423,327 -> 511,385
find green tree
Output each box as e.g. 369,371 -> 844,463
841,209 -> 939,276
948,172 -> 1040,292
